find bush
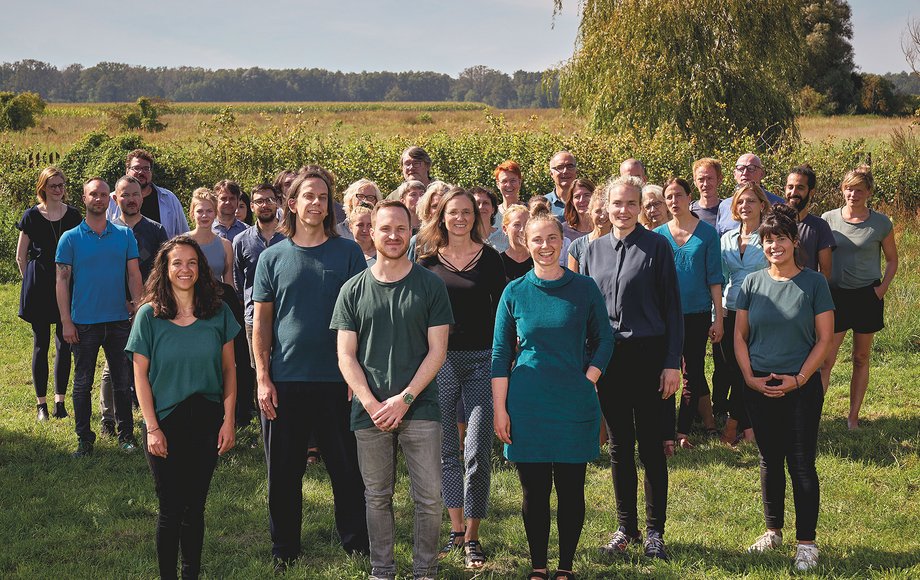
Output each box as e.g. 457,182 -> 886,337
108,97 -> 168,132
0,91 -> 46,131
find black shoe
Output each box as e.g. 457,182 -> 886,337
72,440 -> 94,458
643,530 -> 669,560
119,436 -> 139,453
100,422 -> 117,438
600,527 -> 642,556
52,401 -> 68,419
272,557 -> 294,575
37,403 -> 50,421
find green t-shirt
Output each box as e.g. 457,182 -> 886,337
821,208 -> 893,290
330,263 -> 454,431
736,268 -> 834,374
125,302 -> 240,420
252,237 -> 367,382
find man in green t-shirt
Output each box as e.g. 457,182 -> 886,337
331,200 -> 453,580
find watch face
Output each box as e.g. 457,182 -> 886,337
403,393 -> 415,405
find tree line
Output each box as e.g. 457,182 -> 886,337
0,60 -> 558,108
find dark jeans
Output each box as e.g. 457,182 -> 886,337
714,310 -> 750,430
677,313 -> 712,435
516,462 -> 587,572
597,337 -> 672,536
744,371 -> 823,541
261,381 -> 368,560
219,284 -> 253,427
31,322 -> 71,398
144,395 -> 223,580
71,320 -> 133,442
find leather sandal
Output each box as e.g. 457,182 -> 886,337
464,539 -> 486,569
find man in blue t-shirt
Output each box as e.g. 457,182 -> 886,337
716,153 -> 785,236
545,150 -> 577,219
252,166 -> 369,571
56,177 -> 143,457
784,165 -> 836,279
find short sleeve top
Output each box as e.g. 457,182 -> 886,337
821,209 -> 892,289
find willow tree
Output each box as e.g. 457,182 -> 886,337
555,0 -> 805,151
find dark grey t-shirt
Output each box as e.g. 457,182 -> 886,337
797,213 -> 836,273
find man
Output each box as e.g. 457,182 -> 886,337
785,165 -> 836,280
252,166 -> 369,571
400,145 -> 432,188
546,150 -> 578,219
689,158 -> 724,229
331,200 -> 452,580
233,184 -> 285,419
619,158 -> 648,184
715,153 -> 785,236
108,149 -> 189,238
213,179 -> 249,242
56,177 -> 143,457
99,175 -> 169,436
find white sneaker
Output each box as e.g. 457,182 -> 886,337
794,543 -> 819,571
748,530 -> 783,552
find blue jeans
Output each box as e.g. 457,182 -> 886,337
71,320 -> 133,443
355,420 -> 442,579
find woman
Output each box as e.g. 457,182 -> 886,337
472,186 -> 508,252
337,179 -> 381,240
735,204 -> 834,572
494,160 -> 524,216
493,209 -> 613,580
237,192 -> 253,226
187,188 -> 233,287
416,187 -> 507,569
126,236 -> 238,579
717,183 -> 769,445
562,178 -> 595,242
567,189 -> 611,272
500,205 -> 533,281
639,184 -> 671,230
394,179 -> 425,232
349,205 -> 376,265
16,167 -> 82,420
821,167 -> 897,430
655,177 -> 723,448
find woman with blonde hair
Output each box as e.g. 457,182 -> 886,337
639,184 -> 671,230
348,205 -> 376,265
500,205 -> 532,281
16,166 -> 82,420
337,179 -> 381,239
188,188 -> 233,287
567,188 -> 610,273
820,166 -> 898,430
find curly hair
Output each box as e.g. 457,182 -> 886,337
144,236 -> 223,320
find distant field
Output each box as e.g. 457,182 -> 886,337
798,114 -> 918,148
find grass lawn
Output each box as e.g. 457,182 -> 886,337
1,227 -> 918,579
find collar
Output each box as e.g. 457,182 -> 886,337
611,226 -> 644,249
79,219 -> 115,237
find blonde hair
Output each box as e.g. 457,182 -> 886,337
840,165 -> 874,193
525,204 -> 563,242
342,179 -> 381,214
501,204 -> 529,227
638,183 -> 671,228
188,187 -> 217,224
729,182 -> 769,222
35,166 -> 65,203
416,180 -> 451,223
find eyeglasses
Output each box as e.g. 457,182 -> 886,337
355,193 -> 378,202
46,183 -> 66,190
402,159 -> 426,168
252,198 -> 277,206
735,164 -> 762,173
643,201 -> 663,210
551,163 -> 576,172
129,165 -> 152,173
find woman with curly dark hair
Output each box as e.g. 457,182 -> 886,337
125,235 -> 239,579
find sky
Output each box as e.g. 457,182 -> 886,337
1,0 -> 915,76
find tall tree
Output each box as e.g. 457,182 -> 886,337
903,17 -> 920,76
555,0 -> 805,150
800,0 -> 856,113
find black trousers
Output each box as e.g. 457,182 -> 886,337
677,313 -> 712,435
30,322 -> 70,398
144,395 -> 223,580
218,284 -> 254,427
515,462 -> 587,572
262,381 -> 369,560
744,372 -> 823,541
597,337 -> 672,536
714,310 -> 750,430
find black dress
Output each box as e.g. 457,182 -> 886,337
501,252 -> 534,281
16,205 -> 82,324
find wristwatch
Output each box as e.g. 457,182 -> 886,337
402,392 -> 415,406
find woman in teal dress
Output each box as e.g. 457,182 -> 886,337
492,208 -> 614,580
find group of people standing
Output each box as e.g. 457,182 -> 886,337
14,144 -> 898,579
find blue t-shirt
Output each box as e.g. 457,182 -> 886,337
55,220 -> 140,324
654,221 -> 723,314
252,236 -> 367,382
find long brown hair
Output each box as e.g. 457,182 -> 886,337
563,177 -> 596,229
144,236 -> 223,320
416,187 -> 484,259
280,165 -> 340,239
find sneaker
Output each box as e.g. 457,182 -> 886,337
72,440 -> 94,458
119,437 -> 139,452
748,530 -> 783,553
643,530 -> 669,560
100,422 -> 117,438
794,543 -> 819,571
599,527 -> 641,556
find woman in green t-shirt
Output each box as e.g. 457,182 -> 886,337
126,236 -> 239,579
734,205 -> 834,573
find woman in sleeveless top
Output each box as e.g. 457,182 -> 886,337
187,188 -> 233,286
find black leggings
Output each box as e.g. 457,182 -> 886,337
713,311 -> 750,430
515,462 -> 587,572
744,372 -> 823,541
144,395 -> 223,580
677,313 -> 712,435
31,322 -> 71,399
